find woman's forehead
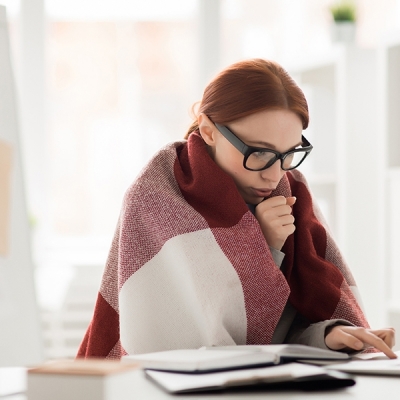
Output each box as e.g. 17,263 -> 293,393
227,109 -> 303,149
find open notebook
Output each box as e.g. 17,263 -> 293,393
122,344 -> 349,373
123,345 -> 355,393
144,363 -> 355,393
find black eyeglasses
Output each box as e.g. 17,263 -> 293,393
214,123 -> 313,171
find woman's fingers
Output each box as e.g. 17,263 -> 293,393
325,326 -> 397,359
369,328 -> 396,348
326,328 -> 364,351
254,196 -> 296,250
350,328 -> 396,358
285,196 -> 296,207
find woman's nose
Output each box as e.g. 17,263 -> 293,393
260,159 -> 284,183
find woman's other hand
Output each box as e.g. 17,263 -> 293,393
325,325 -> 397,359
254,196 -> 296,251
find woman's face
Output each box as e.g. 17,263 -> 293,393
199,109 -> 303,205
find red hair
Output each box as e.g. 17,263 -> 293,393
185,58 -> 309,139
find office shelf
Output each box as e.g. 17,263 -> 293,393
289,41 -> 398,328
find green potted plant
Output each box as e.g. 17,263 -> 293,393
329,1 -> 357,43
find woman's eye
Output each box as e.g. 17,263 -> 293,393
285,153 -> 294,162
253,151 -> 272,159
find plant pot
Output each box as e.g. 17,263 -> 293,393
331,21 -> 356,43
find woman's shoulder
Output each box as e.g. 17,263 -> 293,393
123,139 -> 187,202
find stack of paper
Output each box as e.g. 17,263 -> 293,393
325,350 -> 400,376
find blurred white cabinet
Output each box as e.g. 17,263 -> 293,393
380,36 -> 400,336
289,44 -> 387,328
0,6 -> 44,366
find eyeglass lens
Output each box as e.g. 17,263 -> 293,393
246,150 -> 308,171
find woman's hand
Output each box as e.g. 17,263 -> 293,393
325,325 -> 397,359
254,196 -> 296,251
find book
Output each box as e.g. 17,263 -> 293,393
27,359 -> 140,400
204,344 -> 350,362
325,350 -> 400,376
123,348 -> 277,373
145,362 -> 356,393
122,344 -> 349,373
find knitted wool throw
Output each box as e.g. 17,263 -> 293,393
77,132 -> 369,359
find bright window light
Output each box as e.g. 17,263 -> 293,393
45,0 -> 198,20
0,0 -> 20,16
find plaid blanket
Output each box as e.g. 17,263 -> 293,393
77,132 -> 369,359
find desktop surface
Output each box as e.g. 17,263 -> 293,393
2,368 -> 400,399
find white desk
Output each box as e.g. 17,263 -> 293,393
3,369 -> 400,399
131,369 -> 400,399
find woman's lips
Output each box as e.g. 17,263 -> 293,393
252,188 -> 274,198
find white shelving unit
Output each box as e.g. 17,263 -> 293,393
380,35 -> 400,338
290,44 -> 387,329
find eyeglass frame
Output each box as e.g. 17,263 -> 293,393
214,122 -> 313,171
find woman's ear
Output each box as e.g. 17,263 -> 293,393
198,113 -> 217,146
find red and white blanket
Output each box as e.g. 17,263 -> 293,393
77,132 -> 369,359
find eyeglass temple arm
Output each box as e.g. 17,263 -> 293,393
301,135 -> 312,150
216,123 -> 312,154
215,123 -> 248,154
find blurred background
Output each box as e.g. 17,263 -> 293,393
1,0 -> 400,360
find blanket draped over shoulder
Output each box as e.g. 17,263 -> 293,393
77,132 -> 368,359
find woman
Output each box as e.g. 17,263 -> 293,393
78,58 -> 396,359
